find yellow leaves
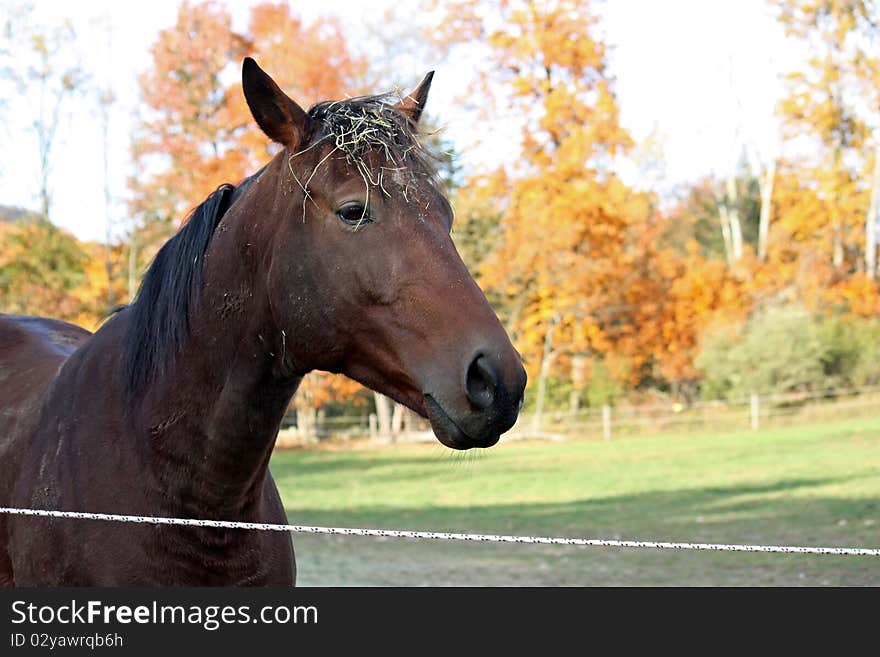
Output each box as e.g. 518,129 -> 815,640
771,158 -> 869,282
823,273 -> 880,317
777,0 -> 876,212
294,372 -> 368,411
132,1 -> 367,228
0,214 -> 134,330
468,0 -> 879,399
446,1 -> 771,393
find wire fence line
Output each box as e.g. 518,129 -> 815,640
1,507 -> 878,557
282,383 -> 880,444
4,388 -> 879,560
516,389 -> 880,441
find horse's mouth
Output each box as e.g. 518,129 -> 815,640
423,394 -> 500,450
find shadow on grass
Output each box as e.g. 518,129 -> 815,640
279,477 -> 879,586
283,476 -> 875,537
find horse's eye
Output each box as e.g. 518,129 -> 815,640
337,203 -> 372,226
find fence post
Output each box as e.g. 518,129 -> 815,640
602,404 -> 612,441
750,393 -> 760,430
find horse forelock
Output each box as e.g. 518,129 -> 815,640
300,95 -> 442,196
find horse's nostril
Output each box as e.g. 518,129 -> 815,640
465,355 -> 497,410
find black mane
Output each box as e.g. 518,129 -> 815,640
122,183 -> 238,398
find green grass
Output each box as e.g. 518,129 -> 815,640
270,418 -> 880,586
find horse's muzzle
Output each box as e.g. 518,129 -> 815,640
423,351 -> 526,450
424,394 -> 500,449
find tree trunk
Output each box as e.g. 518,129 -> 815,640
402,406 -> 417,431
758,158 -> 776,262
39,178 -> 50,221
316,408 -> 326,439
296,406 -> 318,443
718,204 -> 734,268
100,90 -> 116,310
726,176 -> 743,261
127,234 -> 138,301
832,148 -> 844,271
532,316 -> 559,432
866,146 -> 880,279
391,402 -> 405,436
715,182 -> 736,268
569,353 -> 586,412
103,244 -> 115,310
373,392 -> 393,443
833,227 -> 844,270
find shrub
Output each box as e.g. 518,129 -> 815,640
817,315 -> 880,388
696,306 -> 827,399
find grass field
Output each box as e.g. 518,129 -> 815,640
270,417 -> 880,586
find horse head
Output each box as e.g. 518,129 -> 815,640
239,58 -> 526,449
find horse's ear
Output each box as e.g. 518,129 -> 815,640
395,71 -> 434,125
242,57 -> 310,149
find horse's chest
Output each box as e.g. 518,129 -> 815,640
148,527 -> 294,586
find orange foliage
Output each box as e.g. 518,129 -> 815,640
130,1 -> 367,225
772,0 -> 878,276
438,0 -> 669,392
823,273 -> 880,317
130,1 -> 248,223
127,1 -> 370,411
5,0 -> 866,415
293,373 -> 368,412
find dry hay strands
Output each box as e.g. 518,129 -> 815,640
288,95 -> 439,225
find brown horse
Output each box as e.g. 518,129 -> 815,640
0,58 -> 526,586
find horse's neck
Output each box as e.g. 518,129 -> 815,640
141,160 -> 303,518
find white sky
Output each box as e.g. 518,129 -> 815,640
0,0 -> 798,242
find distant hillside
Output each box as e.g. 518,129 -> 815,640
0,205 -> 41,224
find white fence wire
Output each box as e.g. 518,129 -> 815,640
1,507 -> 878,557
3,386 -> 879,562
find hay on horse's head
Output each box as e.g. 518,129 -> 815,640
288,95 -> 440,224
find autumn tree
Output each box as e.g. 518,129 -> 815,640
290,373 -> 370,442
129,1 -> 247,233
1,6 -> 87,221
224,2 -> 369,174
773,0 -> 880,276
0,218 -> 87,321
131,1 -> 367,231
128,1 -> 370,283
624,229 -> 748,399
431,0 -> 656,424
667,163 -> 764,264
